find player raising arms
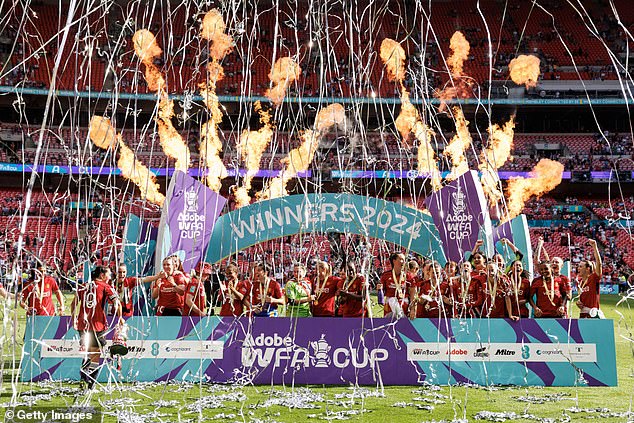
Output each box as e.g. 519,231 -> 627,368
576,239 -> 603,318
71,265 -> 123,390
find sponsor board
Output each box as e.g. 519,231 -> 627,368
407,343 -> 596,362
40,340 -> 224,359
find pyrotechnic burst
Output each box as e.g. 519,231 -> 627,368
234,102 -> 275,208
265,57 -> 302,106
133,29 -> 189,173
443,107 -> 472,181
509,55 -> 541,88
198,9 -> 234,192
257,104 -> 345,200
89,117 -> 165,206
504,158 -> 564,221
380,39 -> 407,84
479,117 -> 516,204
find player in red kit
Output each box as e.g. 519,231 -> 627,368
151,256 -> 187,316
183,262 -> 212,317
246,262 -> 284,317
311,261 -> 341,317
506,260 -> 531,318
481,263 -> 516,320
218,263 -> 250,317
378,252 -> 413,319
410,261 -> 451,319
71,265 -> 123,390
450,261 -> 484,318
575,239 -> 603,318
20,264 -> 64,316
336,262 -> 368,318
551,257 -> 572,317
530,261 -> 566,318
111,264 -> 160,317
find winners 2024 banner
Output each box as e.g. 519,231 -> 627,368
22,317 -> 617,387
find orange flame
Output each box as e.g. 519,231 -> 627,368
257,105 -> 343,200
89,116 -> 164,205
509,55 -> 541,88
444,107 -> 472,181
447,31 -> 470,78
504,158 -> 564,221
198,11 -> 234,192
380,38 -> 406,83
133,29 -> 189,172
89,116 -> 117,150
479,117 -> 515,204
132,30 -> 165,92
201,9 -> 233,61
235,102 -> 274,207
265,57 -> 301,106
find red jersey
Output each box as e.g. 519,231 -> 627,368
75,281 -> 118,332
531,277 -> 563,317
578,273 -> 600,310
507,277 -> 531,318
312,276 -> 341,317
155,272 -> 187,315
337,275 -> 366,317
219,279 -> 250,317
248,279 -> 283,315
183,277 -> 207,316
451,274 -> 485,318
379,270 -> 413,299
415,279 -> 451,318
21,276 -> 59,316
112,277 -> 139,317
481,276 -> 509,318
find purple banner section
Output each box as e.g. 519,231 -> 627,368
424,170 -> 493,262
157,170 -> 226,272
22,316 -> 617,386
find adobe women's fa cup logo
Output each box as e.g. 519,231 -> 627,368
177,188 -> 206,240
446,186 -> 473,241
310,334 -> 332,368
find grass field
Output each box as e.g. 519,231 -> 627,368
0,293 -> 633,422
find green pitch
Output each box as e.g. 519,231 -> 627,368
1,294 -> 632,422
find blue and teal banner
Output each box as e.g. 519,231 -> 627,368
204,193 -> 446,264
21,316 -> 616,386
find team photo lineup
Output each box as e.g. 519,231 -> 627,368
0,0 -> 633,421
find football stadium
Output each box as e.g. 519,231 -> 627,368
0,0 -> 633,422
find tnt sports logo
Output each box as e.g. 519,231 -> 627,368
151,342 -> 160,356
473,347 -> 489,358
242,333 -> 388,370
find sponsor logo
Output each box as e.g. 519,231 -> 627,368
412,348 -> 441,356
473,347 -> 489,358
46,345 -> 72,353
177,188 -> 206,240
447,349 -> 468,355
536,349 -> 562,356
495,349 -> 516,356
165,346 -> 192,353
242,333 -> 389,370
521,346 -> 530,360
